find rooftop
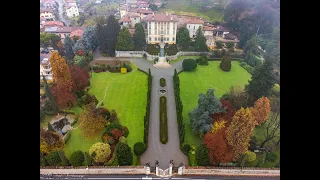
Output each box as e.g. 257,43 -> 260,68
186,19 -> 204,24
40,8 -> 53,13
213,26 -> 228,32
203,26 -> 215,31
70,29 -> 84,38
43,21 -> 64,27
143,13 -> 179,22
119,17 -> 131,23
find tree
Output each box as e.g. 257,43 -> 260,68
110,128 -> 122,140
189,89 -> 225,135
204,128 -> 234,165
149,3 -> 158,11
226,42 -> 235,49
244,35 -> 260,55
116,27 -> 134,51
239,151 -> 256,166
89,142 -> 111,163
182,59 -> 197,71
70,66 -> 90,92
245,59 -> 276,104
220,54 -> 232,71
181,144 -> 191,155
133,23 -> 146,50
119,136 -> 126,143
258,110 -> 280,148
244,50 -> 261,67
73,55 -> 88,68
40,32 -> 61,49
195,144 -> 211,166
106,15 -> 121,56
42,75 -> 59,113
211,119 -> 226,134
221,85 -> 248,109
216,41 -> 223,49
40,127 -> 64,153
226,107 -> 256,158
176,27 -> 191,50
96,16 -> 108,53
133,142 -> 146,156
82,26 -> 98,52
266,152 -> 278,162
252,96 -> 270,126
78,104 -> 106,138
211,100 -> 236,126
70,150 -> 84,166
194,26 -> 208,51
45,150 -> 61,166
64,35 -> 75,64
116,143 -> 133,166
51,83 -> 77,108
73,38 -> 89,55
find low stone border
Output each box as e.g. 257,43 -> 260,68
182,168 -> 280,177
40,167 -> 146,175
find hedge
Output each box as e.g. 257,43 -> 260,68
137,68 -> 148,75
173,69 -> 185,144
182,59 -> 197,71
69,150 -> 84,167
160,96 -> 168,144
239,62 -> 254,74
134,142 -> 146,156
143,69 -> 152,147
160,78 -> 166,87
64,131 -> 72,144
147,44 -> 178,55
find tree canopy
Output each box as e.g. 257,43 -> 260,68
133,23 -> 146,51
106,15 -> 121,56
89,142 -> 111,163
176,27 -> 191,50
116,27 -> 134,51
194,26 -> 208,52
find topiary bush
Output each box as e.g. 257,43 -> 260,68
220,55 -> 232,72
121,126 -> 129,137
46,151 -> 62,166
70,150 -> 84,166
160,96 -> 168,144
195,145 -> 211,166
182,59 -> 197,71
181,144 -> 191,155
160,78 -> 166,87
134,142 -> 146,156
116,143 -> 133,166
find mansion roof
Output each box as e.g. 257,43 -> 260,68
143,13 -> 179,22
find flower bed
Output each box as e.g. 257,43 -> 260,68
160,96 -> 168,144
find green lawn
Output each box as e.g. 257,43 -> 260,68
63,125 -> 104,158
179,61 -> 251,149
170,56 -> 201,64
89,63 -> 147,165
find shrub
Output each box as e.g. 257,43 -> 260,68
134,142 -> 146,156
64,131 -> 71,144
160,96 -> 168,144
40,108 -> 45,122
116,143 -> 133,166
198,55 -> 208,66
74,55 -> 88,68
121,126 -> 129,137
213,49 -> 222,58
119,136 -> 127,143
181,144 -> 191,155
239,62 -> 254,74
220,55 -> 232,71
216,41 -> 223,49
46,151 -> 61,166
226,42 -> 235,49
89,142 -> 111,163
57,150 -> 70,166
84,152 -> 93,166
160,78 -> 166,87
195,145 -> 211,166
182,59 -> 197,71
110,128 -> 123,140
102,133 -> 108,143
70,150 -> 84,166
123,63 -> 132,72
266,152 -> 278,163
110,110 -> 118,121
105,122 -> 122,136
105,150 -> 116,165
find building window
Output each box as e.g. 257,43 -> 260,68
149,37 -> 151,41
173,37 -> 175,41
194,26 -> 195,30
189,25 -> 190,28
167,37 -> 169,41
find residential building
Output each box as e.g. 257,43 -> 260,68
127,0 -> 138,8
119,17 -> 132,28
186,19 -> 204,38
65,5 -> 79,18
40,8 -> 55,20
40,53 -> 53,80
203,25 -> 215,36
130,8 -> 153,19
137,0 -> 149,9
44,26 -> 84,41
119,6 -> 128,18
154,0 -> 162,7
212,26 -> 239,48
64,0 -> 77,6
119,12 -> 141,28
43,0 -> 57,9
143,13 -> 179,44
42,21 -> 64,29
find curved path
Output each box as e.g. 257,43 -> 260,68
131,58 -> 188,169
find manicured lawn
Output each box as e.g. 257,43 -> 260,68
179,61 -> 251,149
63,125 -> 104,158
89,63 -> 147,165
170,56 -> 200,64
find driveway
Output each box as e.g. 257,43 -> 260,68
56,0 -> 70,26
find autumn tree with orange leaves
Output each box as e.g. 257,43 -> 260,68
251,96 -> 271,126
49,51 -> 76,108
226,107 -> 256,159
204,128 -> 234,165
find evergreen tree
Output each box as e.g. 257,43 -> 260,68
194,26 -> 208,52
106,15 -> 121,56
116,27 -> 134,51
245,58 -> 276,104
244,35 -> 260,56
133,23 -> 146,51
42,75 -> 59,113
82,26 -> 98,52
47,122 -> 55,132
96,16 -> 108,53
176,27 -> 191,50
64,35 -> 75,65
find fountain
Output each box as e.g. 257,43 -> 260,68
153,36 -> 171,68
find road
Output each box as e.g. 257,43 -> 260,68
40,174 -> 280,180
56,0 -> 70,26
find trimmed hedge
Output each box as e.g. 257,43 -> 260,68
239,62 -> 254,74
182,59 -> 197,71
143,69 -> 152,147
147,44 -> 178,55
137,68 -> 148,75
173,69 -> 185,144
160,78 -> 166,87
134,142 -> 146,156
220,55 -> 232,72
160,96 -> 168,144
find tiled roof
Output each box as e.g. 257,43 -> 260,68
119,17 -> 131,22
186,19 -> 204,24
213,26 -> 228,32
71,29 -> 84,37
143,13 -> 179,22
203,26 -> 215,31
136,8 -> 153,14
43,21 -> 64,27
127,12 -> 140,18
224,33 -> 237,40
